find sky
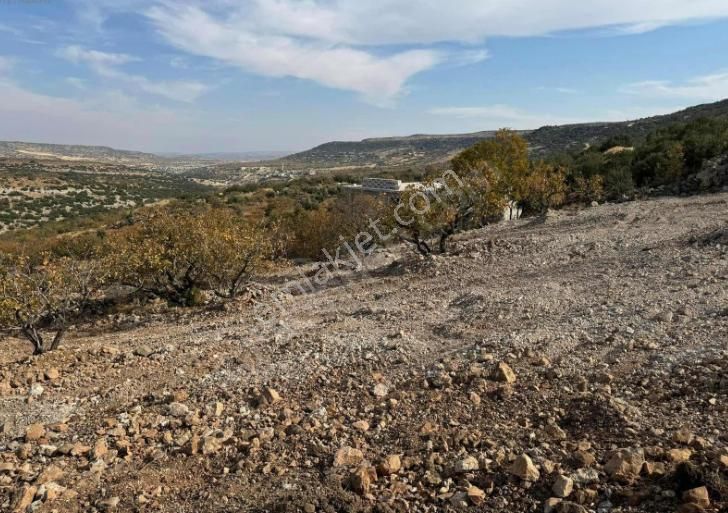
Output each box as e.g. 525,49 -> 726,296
0,1 -> 727,154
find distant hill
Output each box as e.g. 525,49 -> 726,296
275,99 -> 728,169
527,98 -> 728,156
0,141 -> 160,165
277,131 -> 527,169
0,141 -> 226,172
160,151 -> 293,161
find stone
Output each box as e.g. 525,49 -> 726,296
546,424 -> 567,440
168,402 -> 190,417
494,362 -> 517,384
682,487 -> 710,508
377,454 -> 401,476
673,428 -> 694,445
373,383 -> 388,398
202,436 -> 223,455
352,420 -> 370,432
668,448 -> 692,463
133,346 -> 155,357
41,482 -> 67,501
604,448 -> 645,483
29,383 -> 44,397
206,402 -> 224,417
25,423 -> 46,442
36,465 -> 64,485
719,452 -> 728,469
349,466 -> 377,494
185,435 -> 200,455
552,475 -> 574,498
509,454 -> 540,481
467,485 -> 487,505
571,468 -> 599,485
93,438 -> 109,460
333,446 -> 364,467
70,442 -> 92,457
44,368 -> 60,381
12,484 -> 37,513
572,450 -> 596,468
453,455 -> 479,473
97,496 -> 121,511
262,388 -> 282,404
544,498 -> 562,513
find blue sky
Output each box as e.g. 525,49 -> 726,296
0,1 -> 727,153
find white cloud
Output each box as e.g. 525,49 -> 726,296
228,0 -> 728,44
145,4 -> 440,106
63,1 -> 728,104
59,45 -> 209,103
61,45 -> 138,67
429,104 -> 592,128
621,71 -> 728,102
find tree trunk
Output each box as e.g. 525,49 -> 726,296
50,327 -> 65,351
21,324 -> 45,355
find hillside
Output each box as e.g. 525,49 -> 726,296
0,141 -> 160,165
527,99 -> 728,156
277,131 -> 524,168
275,99 -> 728,169
1,193 -> 726,512
0,142 -> 223,172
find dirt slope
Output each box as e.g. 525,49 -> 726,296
1,193 -> 727,513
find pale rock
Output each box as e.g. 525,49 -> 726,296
467,485 -> 486,505
12,485 -> 37,513
349,465 -> 377,494
453,455 -> 479,473
262,388 -> 282,404
509,454 -> 540,481
377,454 -> 401,476
668,448 -> 692,463
603,448 -> 645,482
44,368 -> 60,381
352,420 -> 370,432
25,423 -> 46,442
682,486 -> 710,508
373,383 -> 388,398
494,362 -> 517,384
545,498 -> 563,513
333,446 -> 364,467
673,427 -> 694,445
36,465 -> 64,484
552,475 -> 574,498
133,346 -> 154,357
168,402 -> 190,417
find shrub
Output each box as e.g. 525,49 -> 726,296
103,206 -> 273,304
0,254 -> 99,355
393,166 -> 505,255
521,162 -> 567,215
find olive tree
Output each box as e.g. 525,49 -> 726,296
104,207 -> 273,305
0,255 -> 98,355
393,166 -> 506,255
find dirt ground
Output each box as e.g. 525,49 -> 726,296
1,193 -> 727,513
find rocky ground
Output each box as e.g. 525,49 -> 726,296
1,193 -> 727,513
